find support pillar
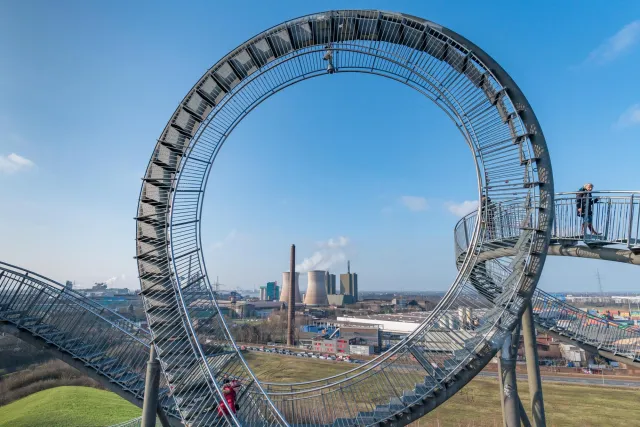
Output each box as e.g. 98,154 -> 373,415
522,302 -> 546,426
287,244 -> 296,346
142,345 -> 160,427
500,324 -> 521,427
497,350 -> 507,427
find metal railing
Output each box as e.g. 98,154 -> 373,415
0,262 -> 176,416
454,191 -> 640,364
455,192 -> 640,258
532,289 -> 640,362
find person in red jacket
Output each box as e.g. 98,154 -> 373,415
217,378 -> 241,417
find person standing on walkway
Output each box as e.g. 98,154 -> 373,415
576,183 -> 600,235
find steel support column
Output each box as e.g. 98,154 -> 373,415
522,303 -> 546,426
141,345 -> 160,427
500,325 -> 521,427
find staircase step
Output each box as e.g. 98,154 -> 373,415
17,316 -> 40,326
32,324 -> 53,334
77,351 -> 104,361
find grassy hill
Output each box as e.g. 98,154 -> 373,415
0,386 -> 140,427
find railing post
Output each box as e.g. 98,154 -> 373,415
463,217 -> 470,247
141,345 -> 160,427
627,195 -> 635,250
603,199 -> 612,241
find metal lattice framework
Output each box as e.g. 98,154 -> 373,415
135,10 -> 553,426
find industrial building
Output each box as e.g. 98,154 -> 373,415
327,294 -> 355,307
325,273 -> 337,295
280,271 -> 302,304
305,270 -> 329,306
313,337 -> 350,354
339,260 -> 358,301
337,307 -> 482,334
259,281 -> 280,301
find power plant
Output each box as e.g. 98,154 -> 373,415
325,272 -> 337,295
339,260 -> 358,301
305,270 -> 329,306
280,271 -> 301,304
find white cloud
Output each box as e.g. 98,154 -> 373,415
586,20 -> 640,64
613,103 -> 640,129
446,200 -> 478,217
323,236 -> 349,248
211,229 -> 238,250
0,153 -> 35,174
297,236 -> 350,272
400,196 -> 428,212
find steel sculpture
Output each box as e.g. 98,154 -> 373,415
136,10 -> 553,426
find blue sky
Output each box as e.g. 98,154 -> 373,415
1,1 -> 639,293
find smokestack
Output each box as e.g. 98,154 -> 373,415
348,260 -> 350,274
305,270 -> 329,306
287,244 -> 296,346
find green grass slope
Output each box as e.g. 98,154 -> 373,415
0,386 -> 140,427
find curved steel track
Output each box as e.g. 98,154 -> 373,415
135,9 -> 553,426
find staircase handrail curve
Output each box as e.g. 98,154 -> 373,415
0,261 -> 152,347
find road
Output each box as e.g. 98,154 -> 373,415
477,371 -> 640,388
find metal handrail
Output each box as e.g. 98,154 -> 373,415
455,191 -> 640,253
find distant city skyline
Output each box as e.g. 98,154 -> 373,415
1,1 -> 640,292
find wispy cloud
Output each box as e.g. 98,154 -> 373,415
211,229 -> 238,250
400,196 -> 428,212
297,236 -> 350,272
446,200 -> 478,217
0,153 -> 35,174
321,236 -> 349,249
586,20 -> 640,64
613,103 -> 640,129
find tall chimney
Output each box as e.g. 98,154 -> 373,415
348,260 -> 350,274
287,244 -> 296,346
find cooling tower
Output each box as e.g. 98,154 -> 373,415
305,270 -> 329,306
280,272 -> 301,304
